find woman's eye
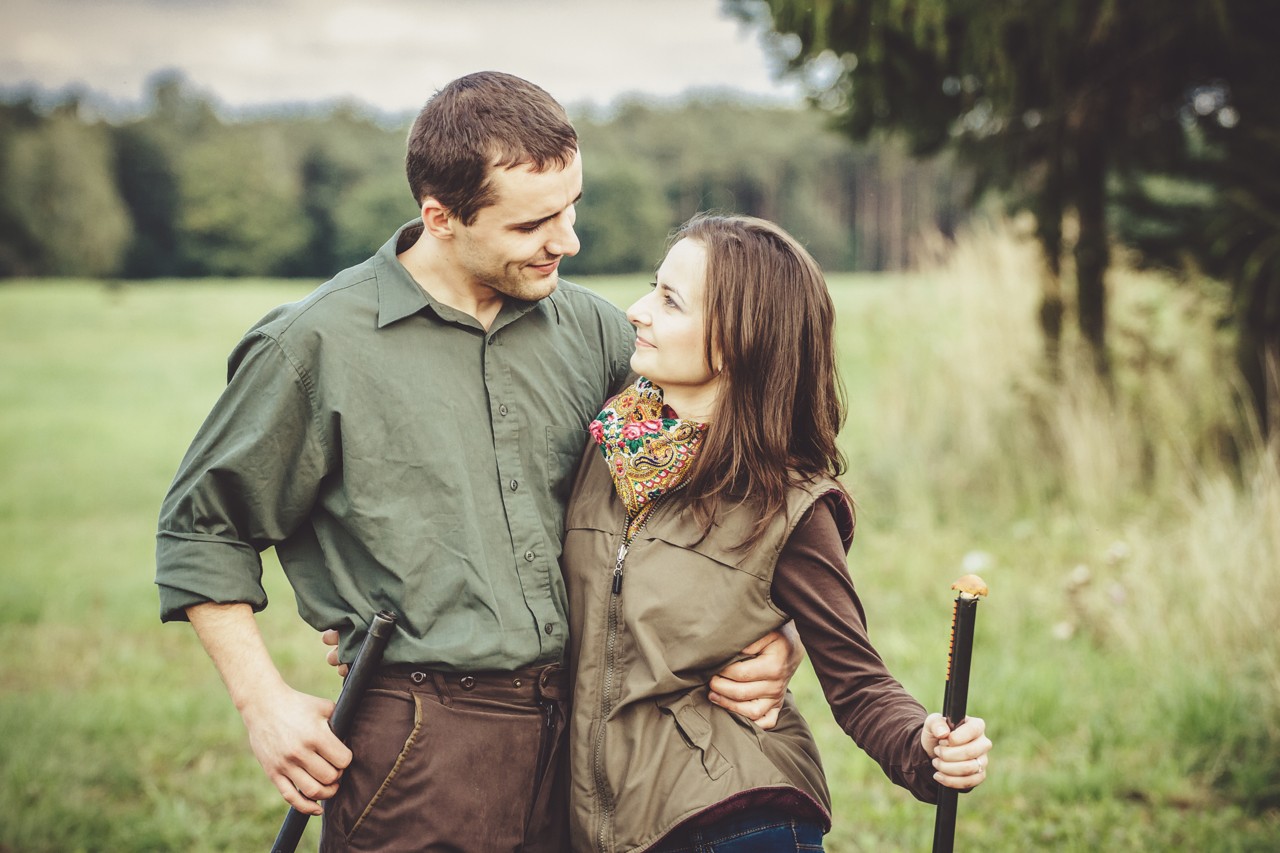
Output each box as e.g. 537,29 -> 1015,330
649,281 -> 679,310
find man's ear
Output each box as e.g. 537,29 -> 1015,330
420,198 -> 455,239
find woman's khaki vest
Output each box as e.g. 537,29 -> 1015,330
562,447 -> 851,852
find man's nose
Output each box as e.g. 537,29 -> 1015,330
547,217 -> 580,258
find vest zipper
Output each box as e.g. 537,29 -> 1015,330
593,564 -> 620,852
611,542 -> 628,594
610,501 -> 664,595
593,504 -> 666,851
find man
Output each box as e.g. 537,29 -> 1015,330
156,72 -> 799,852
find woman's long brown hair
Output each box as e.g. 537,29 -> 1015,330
673,213 -> 848,549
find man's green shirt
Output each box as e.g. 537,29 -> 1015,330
156,222 -> 635,667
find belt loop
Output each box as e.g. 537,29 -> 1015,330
430,671 -> 453,707
535,663 -> 565,703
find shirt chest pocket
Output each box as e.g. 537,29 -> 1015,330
545,425 -> 590,511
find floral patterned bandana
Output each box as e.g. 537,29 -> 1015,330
588,377 -> 708,541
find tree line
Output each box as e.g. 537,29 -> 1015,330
5,4 -> 1274,436
0,73 -> 967,283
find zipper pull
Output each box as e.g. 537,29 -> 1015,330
612,542 -> 628,595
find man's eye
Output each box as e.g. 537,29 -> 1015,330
517,222 -> 544,233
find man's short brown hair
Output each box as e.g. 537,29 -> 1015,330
406,71 -> 578,225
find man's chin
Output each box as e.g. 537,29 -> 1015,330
520,274 -> 558,302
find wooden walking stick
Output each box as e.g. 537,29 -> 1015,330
931,574 -> 988,853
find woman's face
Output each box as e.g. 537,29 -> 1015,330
626,238 -> 721,414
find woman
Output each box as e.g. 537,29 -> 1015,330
562,213 -> 991,852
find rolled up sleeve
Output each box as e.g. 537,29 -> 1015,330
156,331 -> 329,622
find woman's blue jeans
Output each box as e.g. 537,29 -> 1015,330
650,810 -> 825,852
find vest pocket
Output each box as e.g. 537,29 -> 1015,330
656,693 -> 732,781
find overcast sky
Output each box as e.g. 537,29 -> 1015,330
1,0 -> 804,115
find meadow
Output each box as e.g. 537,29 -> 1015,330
1,225 -> 1277,851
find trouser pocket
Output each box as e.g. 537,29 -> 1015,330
321,688 -> 547,853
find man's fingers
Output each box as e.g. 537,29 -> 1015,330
289,765 -> 341,801
709,692 -> 770,719
708,670 -> 785,698
728,631 -> 795,682
272,773 -> 325,815
317,738 -> 354,773
322,629 -> 347,675
708,693 -> 781,728
271,732 -> 350,804
737,629 -> 782,658
302,714 -> 353,774
755,706 -> 780,731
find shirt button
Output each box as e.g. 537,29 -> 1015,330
510,479 -> 519,491
524,550 -> 535,562
544,623 -> 554,635
499,404 -> 509,416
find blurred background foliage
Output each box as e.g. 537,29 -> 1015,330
0,71 -> 969,281
2,1 -> 1280,847
2,0 -> 1277,432
727,0 -> 1280,433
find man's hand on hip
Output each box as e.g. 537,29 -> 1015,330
185,601 -> 352,815
241,682 -> 351,814
708,621 -> 805,730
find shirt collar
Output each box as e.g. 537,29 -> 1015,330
374,219 -> 562,332
374,220 -> 434,329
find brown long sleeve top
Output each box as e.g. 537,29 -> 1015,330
664,493 -> 938,840
770,493 -> 938,804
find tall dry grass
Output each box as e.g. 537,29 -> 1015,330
832,218 -> 1280,816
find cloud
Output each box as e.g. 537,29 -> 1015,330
0,0 -> 801,112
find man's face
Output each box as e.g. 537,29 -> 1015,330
450,150 -> 583,303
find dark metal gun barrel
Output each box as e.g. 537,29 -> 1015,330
270,610 -> 398,853
932,575 -> 987,853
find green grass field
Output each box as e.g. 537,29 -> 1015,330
2,229 -> 1278,850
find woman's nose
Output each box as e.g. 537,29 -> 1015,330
626,297 -> 650,326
